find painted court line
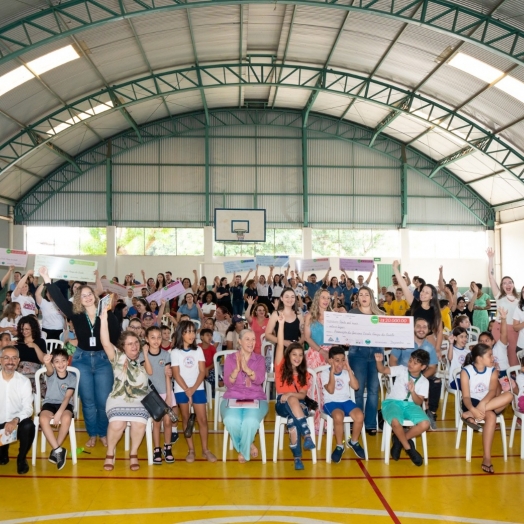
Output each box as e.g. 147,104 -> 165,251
0,505 -> 521,524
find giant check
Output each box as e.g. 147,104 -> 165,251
0,248 -> 28,268
223,259 -> 257,274
296,258 -> 330,272
339,258 -> 375,272
324,312 -> 414,349
255,255 -> 289,267
34,255 -> 97,281
101,278 -> 128,297
146,281 -> 186,303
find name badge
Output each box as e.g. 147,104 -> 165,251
89,337 -> 96,347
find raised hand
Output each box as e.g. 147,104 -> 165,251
43,353 -> 52,365
374,353 -> 383,362
486,247 -> 495,259
498,307 -> 508,320
392,260 -> 400,271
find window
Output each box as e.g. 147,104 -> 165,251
312,230 -> 400,257
26,227 -> 107,255
116,228 -> 204,256
213,229 -> 302,257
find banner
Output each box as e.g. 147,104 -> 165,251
127,284 -> 147,297
0,248 -> 27,268
34,255 -> 97,281
223,259 -> 257,274
339,258 -> 375,272
101,278 -> 127,297
146,281 -> 186,303
295,258 -> 330,273
323,312 -> 414,349
255,256 -> 290,268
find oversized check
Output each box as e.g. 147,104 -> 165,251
0,248 -> 28,268
324,312 -> 414,349
146,281 -> 186,303
296,258 -> 330,273
127,284 -> 147,297
255,255 -> 289,267
223,259 -> 257,274
339,258 -> 375,272
34,255 -> 97,281
101,278 -> 128,297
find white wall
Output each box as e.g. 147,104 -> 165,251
500,220 -> 524,283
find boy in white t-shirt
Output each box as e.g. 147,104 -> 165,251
320,346 -> 365,463
375,349 -> 431,466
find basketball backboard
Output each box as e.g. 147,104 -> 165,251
214,208 -> 266,243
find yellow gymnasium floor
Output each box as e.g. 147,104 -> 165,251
2,403 -> 523,524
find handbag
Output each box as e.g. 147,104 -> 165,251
294,383 -> 318,411
141,381 -> 178,423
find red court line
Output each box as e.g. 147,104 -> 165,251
357,460 -> 401,524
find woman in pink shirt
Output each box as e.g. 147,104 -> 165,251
220,329 -> 267,463
245,298 -> 269,354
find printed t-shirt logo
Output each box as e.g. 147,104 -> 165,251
473,383 -> 488,394
59,383 -> 68,392
183,355 -> 195,368
335,378 -> 344,391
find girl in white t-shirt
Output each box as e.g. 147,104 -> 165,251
512,286 -> 524,355
171,320 -> 216,463
12,270 -> 37,317
447,327 -> 471,390
0,302 -> 22,336
460,343 -> 512,474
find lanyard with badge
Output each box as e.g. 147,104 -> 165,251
85,312 -> 97,347
404,373 -> 421,401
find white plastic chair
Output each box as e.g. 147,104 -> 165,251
260,334 -> 275,400
441,367 -> 462,427
467,326 -> 480,343
213,350 -> 237,430
272,367 -> 317,464
205,379 -> 213,411
314,365 -> 369,463
45,339 -> 63,354
124,418 -> 154,465
454,370 -> 508,462
32,366 -> 80,466
507,364 -> 524,460
222,376 -> 267,463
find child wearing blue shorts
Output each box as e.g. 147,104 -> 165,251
375,349 -> 431,466
321,346 -> 365,463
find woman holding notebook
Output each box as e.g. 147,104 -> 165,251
220,329 -> 268,463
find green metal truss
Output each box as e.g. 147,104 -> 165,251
0,0 -> 523,71
1,63 -> 523,187
14,108 -> 494,228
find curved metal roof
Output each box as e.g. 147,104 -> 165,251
1,0 -> 524,220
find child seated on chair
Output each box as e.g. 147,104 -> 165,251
320,346 -> 365,463
374,349 -> 431,466
40,349 -> 77,470
198,328 -> 217,387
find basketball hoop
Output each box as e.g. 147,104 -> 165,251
234,229 -> 247,241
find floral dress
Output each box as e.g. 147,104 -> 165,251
105,350 -> 149,424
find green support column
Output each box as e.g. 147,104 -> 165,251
401,146 -> 408,228
205,125 -> 210,226
302,115 -> 309,227
106,139 -> 112,225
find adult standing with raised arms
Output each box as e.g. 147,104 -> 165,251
39,266 -> 120,449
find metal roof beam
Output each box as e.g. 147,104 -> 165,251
12,108 -> 493,227
369,96 -> 411,147
0,0 -> 523,71
428,138 -> 489,178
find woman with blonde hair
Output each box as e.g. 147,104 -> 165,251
40,267 -> 120,448
349,286 -> 384,436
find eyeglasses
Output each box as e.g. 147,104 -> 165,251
1,356 -> 19,362
81,293 -> 94,299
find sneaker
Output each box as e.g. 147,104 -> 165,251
405,440 -> 423,467
331,445 -> 345,463
17,458 -> 29,475
426,410 -> 437,431
171,432 -> 179,445
55,448 -> 67,471
303,436 -> 316,451
390,434 -> 403,461
294,458 -> 304,470
347,440 -> 366,459
48,449 -> 58,464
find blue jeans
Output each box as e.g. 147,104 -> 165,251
349,346 -> 384,430
232,300 -> 244,316
72,348 -> 114,438
220,399 -> 268,460
275,396 -> 310,457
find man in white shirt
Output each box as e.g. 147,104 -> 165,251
0,346 -> 35,474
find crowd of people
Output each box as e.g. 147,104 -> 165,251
0,248 -> 523,475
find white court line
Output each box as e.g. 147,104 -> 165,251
1,505 -> 521,524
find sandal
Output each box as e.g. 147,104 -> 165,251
481,463 -> 494,474
250,444 -> 258,459
130,454 -> 140,471
163,444 -> 174,464
103,454 -> 115,471
100,436 -> 108,447
153,447 -> 162,465
85,437 -> 97,448
203,450 -> 217,463
185,450 -> 195,463
462,416 -> 482,432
